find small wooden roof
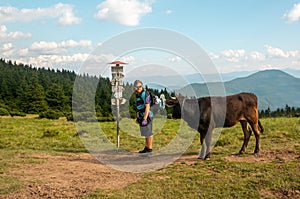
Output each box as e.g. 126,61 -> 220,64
109,61 -> 127,65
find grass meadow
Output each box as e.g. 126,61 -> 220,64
0,116 -> 299,198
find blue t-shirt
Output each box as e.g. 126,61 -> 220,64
136,90 -> 153,118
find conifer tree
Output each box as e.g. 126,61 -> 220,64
26,73 -> 48,113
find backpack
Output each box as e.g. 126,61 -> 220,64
141,90 -> 156,107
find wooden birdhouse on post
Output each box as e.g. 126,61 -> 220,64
110,61 -> 127,148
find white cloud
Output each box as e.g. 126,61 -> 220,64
265,45 -> 287,58
120,55 -> 135,63
209,45 -> 300,73
260,64 -> 274,70
18,39 -> 93,57
221,49 -> 246,62
16,53 -> 90,68
55,4 -> 81,25
0,25 -> 31,41
1,43 -> 13,51
61,40 -> 92,48
30,40 -> 92,51
221,49 -> 245,58
18,48 -> 29,57
283,3 -> 300,23
208,52 -> 219,60
0,43 -> 14,57
30,41 -> 60,51
265,45 -> 299,58
0,25 -> 7,32
95,0 -> 152,26
0,38 -> 93,68
0,3 -> 81,25
250,51 -> 265,61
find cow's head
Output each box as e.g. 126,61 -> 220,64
165,96 -> 180,107
166,96 -> 200,128
165,96 -> 185,119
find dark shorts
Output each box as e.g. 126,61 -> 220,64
140,118 -> 153,137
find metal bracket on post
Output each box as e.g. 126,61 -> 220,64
110,61 -> 127,148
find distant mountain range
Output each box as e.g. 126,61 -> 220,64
125,68 -> 300,90
177,70 -> 300,110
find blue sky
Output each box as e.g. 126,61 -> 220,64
1,0 -> 300,76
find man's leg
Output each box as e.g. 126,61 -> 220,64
146,135 -> 153,149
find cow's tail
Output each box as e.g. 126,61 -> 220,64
258,120 -> 264,133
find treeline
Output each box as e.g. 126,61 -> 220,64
259,105 -> 300,118
0,59 -> 172,120
0,59 -> 115,119
1,58 -> 299,120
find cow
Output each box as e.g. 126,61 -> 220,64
165,92 -> 264,160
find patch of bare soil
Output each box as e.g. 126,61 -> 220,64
261,188 -> 300,199
172,150 -> 300,165
174,154 -> 199,166
224,150 -> 300,163
3,153 -> 140,199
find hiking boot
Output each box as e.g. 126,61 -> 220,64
138,146 -> 152,153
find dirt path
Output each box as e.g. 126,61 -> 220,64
3,153 -> 141,198
224,149 -> 300,163
2,150 -> 299,198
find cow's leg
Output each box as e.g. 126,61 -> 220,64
239,120 -> 252,154
198,141 -> 206,159
198,131 -> 207,159
204,128 -> 213,160
250,122 -> 261,155
198,125 -> 214,160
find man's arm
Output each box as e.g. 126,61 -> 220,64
143,103 -> 150,121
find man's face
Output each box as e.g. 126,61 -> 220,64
134,84 -> 143,94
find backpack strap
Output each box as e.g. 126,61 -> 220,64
138,90 -> 155,117
141,90 -> 146,105
141,90 -> 153,112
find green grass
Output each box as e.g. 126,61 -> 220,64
0,116 -> 86,153
87,160 -> 300,199
0,116 -> 299,198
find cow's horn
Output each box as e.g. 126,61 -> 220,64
171,96 -> 177,100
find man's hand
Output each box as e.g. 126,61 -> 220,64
141,119 -> 147,126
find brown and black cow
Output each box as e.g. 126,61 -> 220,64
165,92 -> 264,160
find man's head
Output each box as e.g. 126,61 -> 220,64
134,80 -> 143,94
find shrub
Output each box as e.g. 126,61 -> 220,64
10,111 -> 26,117
0,108 -> 10,116
39,110 -> 60,120
65,112 -> 74,121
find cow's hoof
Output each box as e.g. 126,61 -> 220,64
254,149 -> 259,155
254,152 -> 259,157
204,155 -> 211,160
238,150 -> 245,155
237,152 -> 246,156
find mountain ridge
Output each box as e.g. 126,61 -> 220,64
177,69 -> 300,110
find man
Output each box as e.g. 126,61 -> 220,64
134,80 -> 153,153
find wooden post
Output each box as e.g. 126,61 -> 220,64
116,80 -> 120,148
110,61 -> 127,148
